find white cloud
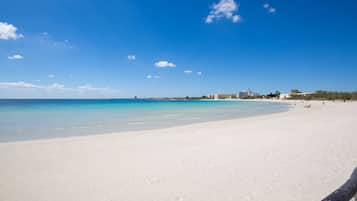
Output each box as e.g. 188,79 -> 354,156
0,81 -> 59,90
0,22 -> 24,40
48,74 -> 55,78
232,15 -> 241,23
146,74 -> 160,79
263,3 -> 276,13
0,81 -> 37,89
269,7 -> 276,13
0,82 -> 66,90
128,55 -> 136,61
8,54 -> 24,60
0,81 -> 113,93
197,71 -> 202,76
77,84 -> 111,92
154,61 -> 176,68
205,0 -> 241,24
0,81 -> 117,98
206,15 -> 214,24
184,70 -> 193,74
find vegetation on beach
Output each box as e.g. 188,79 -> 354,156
289,91 -> 357,101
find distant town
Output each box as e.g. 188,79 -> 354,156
150,89 -> 357,101
206,89 -> 313,100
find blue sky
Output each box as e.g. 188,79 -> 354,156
0,0 -> 356,98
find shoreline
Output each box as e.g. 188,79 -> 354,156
0,99 -> 336,144
0,101 -> 356,201
0,99 -> 290,143
0,103 -> 292,145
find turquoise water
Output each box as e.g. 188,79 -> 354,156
0,99 -> 289,142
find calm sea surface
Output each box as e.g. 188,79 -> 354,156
0,99 -> 289,142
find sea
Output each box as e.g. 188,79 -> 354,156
0,99 -> 289,142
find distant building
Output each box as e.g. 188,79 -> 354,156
238,89 -> 259,99
279,93 -> 291,100
238,91 -> 249,98
279,90 -> 313,100
213,93 -> 237,99
208,89 -> 259,100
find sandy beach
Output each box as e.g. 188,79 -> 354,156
0,100 -> 356,201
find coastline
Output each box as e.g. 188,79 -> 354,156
0,99 -> 289,142
0,101 -> 356,201
0,101 -> 292,144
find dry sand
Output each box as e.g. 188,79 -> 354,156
0,101 -> 356,201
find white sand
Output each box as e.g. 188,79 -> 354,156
0,101 -> 356,201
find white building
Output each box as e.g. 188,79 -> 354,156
279,93 -> 291,100
212,94 -> 237,99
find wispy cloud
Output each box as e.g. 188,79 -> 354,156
0,84 -> 117,98
48,74 -> 55,78
39,32 -> 75,49
0,82 -> 68,90
197,71 -> 202,76
184,70 -> 193,74
76,84 -> 112,92
8,54 -> 24,60
154,61 -> 176,68
0,22 -> 24,40
0,81 -> 37,89
128,55 -> 136,61
53,40 -> 74,49
263,3 -> 276,13
146,75 -> 160,79
205,0 -> 241,24
0,81 -> 114,95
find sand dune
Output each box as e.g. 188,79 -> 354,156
0,101 -> 356,201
